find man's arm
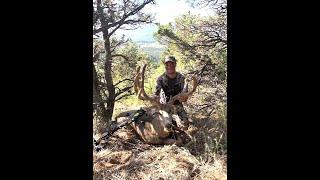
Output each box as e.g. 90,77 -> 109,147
178,75 -> 189,102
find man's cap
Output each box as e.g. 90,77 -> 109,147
164,56 -> 176,63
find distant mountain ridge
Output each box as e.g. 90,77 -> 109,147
135,41 -> 166,62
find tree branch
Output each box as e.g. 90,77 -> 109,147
93,27 -> 102,35
115,85 -> 133,97
111,38 -> 129,53
114,78 -> 133,87
108,24 -> 122,37
111,54 -> 129,62
108,0 -> 154,29
199,103 -> 215,110
115,92 -> 134,101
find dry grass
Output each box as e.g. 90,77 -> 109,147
94,90 -> 227,180
93,113 -> 227,180
94,144 -> 226,180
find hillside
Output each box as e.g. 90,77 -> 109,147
135,41 -> 166,62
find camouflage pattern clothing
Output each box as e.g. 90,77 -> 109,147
154,72 -> 190,130
155,72 -> 185,103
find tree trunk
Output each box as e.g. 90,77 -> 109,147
104,36 -> 115,123
93,65 -> 109,133
93,65 -> 108,118
96,0 -> 115,128
95,0 -> 154,128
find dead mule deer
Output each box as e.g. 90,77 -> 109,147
115,64 -> 198,145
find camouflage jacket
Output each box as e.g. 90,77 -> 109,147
154,72 -> 186,105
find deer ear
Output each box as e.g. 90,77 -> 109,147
159,89 -> 166,104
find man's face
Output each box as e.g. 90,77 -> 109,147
165,61 -> 176,74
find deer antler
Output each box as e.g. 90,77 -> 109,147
134,64 -> 160,106
133,66 -> 141,95
168,76 -> 198,105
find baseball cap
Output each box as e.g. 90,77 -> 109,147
164,56 -> 176,63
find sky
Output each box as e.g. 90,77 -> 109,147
115,0 -> 215,42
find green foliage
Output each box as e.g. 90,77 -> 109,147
153,1 -> 227,156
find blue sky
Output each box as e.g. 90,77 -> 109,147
115,0 -> 215,42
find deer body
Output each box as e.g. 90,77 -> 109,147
116,106 -> 173,144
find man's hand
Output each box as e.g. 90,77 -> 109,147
178,95 -> 188,102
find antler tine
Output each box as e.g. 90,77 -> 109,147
186,76 -> 198,95
168,76 -> 198,105
136,64 -> 160,106
133,66 -> 141,94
